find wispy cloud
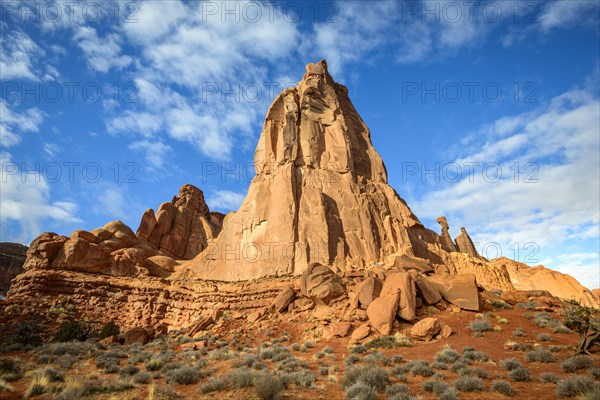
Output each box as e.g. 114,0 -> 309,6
0,151 -> 82,243
206,190 -> 245,213
129,139 -> 172,171
73,26 -> 133,73
0,30 -> 44,80
0,100 -> 44,148
411,81 -> 599,287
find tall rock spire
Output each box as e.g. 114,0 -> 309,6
187,60 -> 441,281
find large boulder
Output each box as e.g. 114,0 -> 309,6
382,272 -> 417,321
415,275 -> 442,305
426,273 -> 481,311
366,292 -> 399,335
300,263 -> 345,305
270,286 -> 296,313
411,317 -> 441,341
351,277 -> 383,309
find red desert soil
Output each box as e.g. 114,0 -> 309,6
1,303 -> 598,400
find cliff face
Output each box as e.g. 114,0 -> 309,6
187,61 -> 451,281
0,242 -> 27,295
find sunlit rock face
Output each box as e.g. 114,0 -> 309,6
187,60 -> 446,281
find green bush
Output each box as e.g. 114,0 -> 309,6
98,321 -> 120,340
53,320 -> 92,342
562,300 -> 600,354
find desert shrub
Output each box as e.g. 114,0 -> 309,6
434,346 -> 460,363
562,301 -> 600,354
119,364 -> 139,376
36,341 -> 96,358
319,366 -> 329,376
349,345 -> 367,354
468,318 -> 492,333
323,345 -> 334,353
491,300 -> 512,309
198,376 -> 228,393
461,349 -> 489,362
537,333 -> 552,342
145,357 -> 165,371
553,325 -> 573,334
512,328 -> 526,337
508,367 -> 531,382
517,301 -> 539,310
363,351 -> 391,366
534,312 -> 560,329
165,366 -> 200,385
406,359 -> 433,377
504,340 -> 533,351
491,380 -> 514,396
133,371 -> 152,384
459,366 -> 488,379
345,354 -> 360,366
556,375 -> 599,398
255,373 -> 284,400
228,367 -> 256,388
454,376 -> 484,392
438,387 -> 459,400
560,355 -> 594,372
43,367 -> 64,382
590,366 -> 600,379
500,358 -> 521,371
291,343 -> 300,351
279,369 -> 315,387
98,321 -> 120,339
53,320 -> 92,342
385,383 -> 409,396
540,372 -> 560,383
524,313 -> 533,319
344,365 -> 389,391
345,382 -> 376,400
422,379 -> 451,395
10,317 -> 43,347
104,364 -> 120,374
525,348 -> 556,363
450,360 -> 468,373
304,340 -> 314,348
365,336 -> 397,350
431,361 -> 449,370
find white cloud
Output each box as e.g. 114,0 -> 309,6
0,100 -> 45,147
106,2 -> 301,160
206,190 -> 245,213
539,1 -> 600,32
43,143 -> 61,158
411,84 -> 599,287
0,151 -> 81,243
0,30 -> 44,80
551,252 -> 600,290
107,110 -> 162,137
73,26 -> 133,73
128,139 -> 172,170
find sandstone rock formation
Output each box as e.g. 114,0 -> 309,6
2,60 -> 597,340
454,227 -> 479,257
187,60 -> 448,281
491,257 -> 598,307
436,217 -> 457,252
411,317 -> 441,341
137,184 -> 223,260
0,242 -> 27,296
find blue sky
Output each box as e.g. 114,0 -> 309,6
1,0 -> 599,289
